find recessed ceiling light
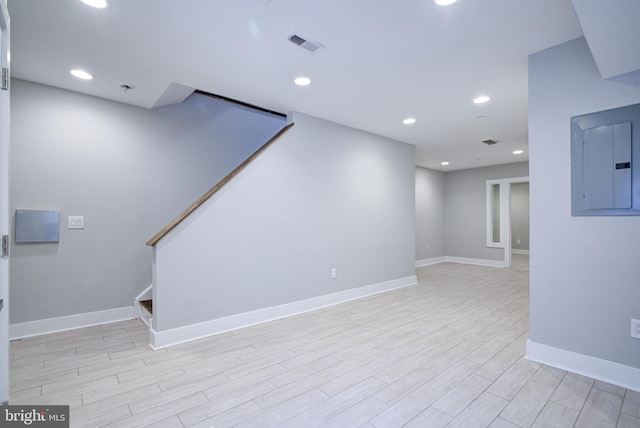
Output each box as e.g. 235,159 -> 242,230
441,161 -> 450,166
513,150 -> 524,155
70,69 -> 93,80
473,95 -> 490,104
80,0 -> 108,8
403,117 -> 416,125
435,0 -> 458,5
294,77 -> 311,86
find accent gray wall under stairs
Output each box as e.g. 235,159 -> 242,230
10,79 -> 286,324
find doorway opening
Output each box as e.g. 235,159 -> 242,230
486,176 -> 529,268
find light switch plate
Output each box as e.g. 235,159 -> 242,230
68,216 -> 84,229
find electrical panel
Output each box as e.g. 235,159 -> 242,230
571,103 -> 640,216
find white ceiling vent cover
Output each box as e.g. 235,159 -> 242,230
288,33 -> 324,54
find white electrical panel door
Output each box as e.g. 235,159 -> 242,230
582,122 -> 631,210
612,122 -> 632,209
571,103 -> 640,216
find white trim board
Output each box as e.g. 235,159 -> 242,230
10,306 -> 134,340
416,256 -> 506,268
512,249 -> 530,255
444,256 -> 506,268
526,340 -> 640,393
150,275 -> 417,349
415,256 -> 446,267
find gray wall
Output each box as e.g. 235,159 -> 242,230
444,162 -> 529,261
10,79 -> 286,324
415,166 -> 445,260
155,112 -> 416,331
511,182 -> 530,251
529,38 -> 640,368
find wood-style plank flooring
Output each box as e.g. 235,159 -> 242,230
9,256 -> 640,427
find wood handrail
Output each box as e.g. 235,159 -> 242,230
194,90 -> 287,119
146,122 -> 294,246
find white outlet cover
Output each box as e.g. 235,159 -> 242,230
68,216 -> 84,229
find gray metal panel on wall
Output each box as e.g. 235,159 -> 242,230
15,210 -> 59,243
571,103 -> 640,216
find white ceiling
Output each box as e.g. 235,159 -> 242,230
571,0 -> 640,87
8,0 -> 588,171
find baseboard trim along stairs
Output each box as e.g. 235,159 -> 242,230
149,275 -> 417,349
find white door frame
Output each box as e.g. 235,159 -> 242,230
486,176 -> 529,268
0,0 -> 10,405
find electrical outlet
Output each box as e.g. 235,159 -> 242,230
426,243 -> 430,250
631,319 -> 640,339
331,268 -> 337,279
68,216 -> 84,229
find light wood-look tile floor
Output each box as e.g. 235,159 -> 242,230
10,256 -> 640,427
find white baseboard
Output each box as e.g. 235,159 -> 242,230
512,249 -> 530,255
10,306 -> 134,340
150,275 -> 417,349
445,256 -> 506,268
416,256 -> 506,268
526,340 -> 640,392
416,256 -> 446,267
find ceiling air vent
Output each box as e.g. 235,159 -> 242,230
288,33 -> 324,54
482,139 -> 500,146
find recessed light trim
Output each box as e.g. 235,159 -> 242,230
473,95 -> 490,104
80,0 -> 108,8
435,0 -> 458,5
70,69 -> 93,80
441,161 -> 450,166
513,150 -> 524,155
403,117 -> 416,125
294,76 -> 311,86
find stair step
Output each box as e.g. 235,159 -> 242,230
140,299 -> 152,314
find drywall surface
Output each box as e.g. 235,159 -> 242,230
10,79 -> 286,323
154,111 -> 416,331
444,162 -> 529,261
511,182 -> 530,251
529,37 -> 640,368
415,166 -> 445,260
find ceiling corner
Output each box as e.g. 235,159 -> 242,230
571,0 -> 640,86
151,82 -> 196,109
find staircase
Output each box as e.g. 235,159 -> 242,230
135,123 -> 294,340
139,299 -> 152,314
